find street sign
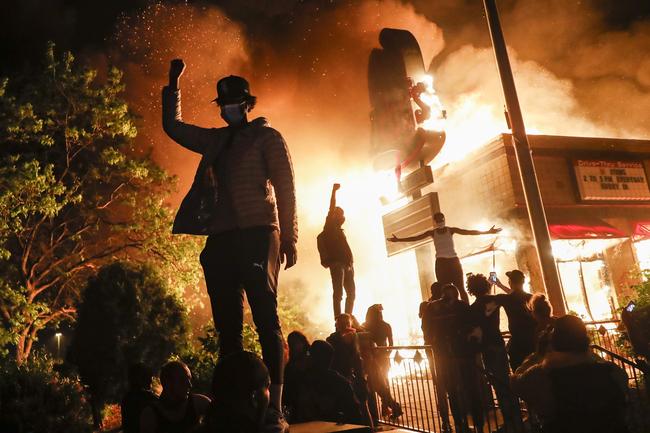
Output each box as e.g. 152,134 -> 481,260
383,192 -> 440,256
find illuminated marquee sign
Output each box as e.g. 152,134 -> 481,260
574,160 -> 650,201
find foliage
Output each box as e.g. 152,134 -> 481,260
616,270 -> 650,358
0,43 -> 202,363
0,351 -> 92,433
627,270 -> 650,307
67,261 -> 189,424
101,403 -> 122,432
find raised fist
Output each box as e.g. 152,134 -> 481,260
333,183 -> 341,191
169,59 -> 186,81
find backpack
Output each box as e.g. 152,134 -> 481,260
317,231 -> 330,268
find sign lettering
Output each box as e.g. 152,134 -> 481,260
574,160 -> 650,201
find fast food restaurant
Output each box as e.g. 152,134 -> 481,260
430,133 -> 650,321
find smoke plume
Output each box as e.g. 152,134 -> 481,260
109,0 -> 650,340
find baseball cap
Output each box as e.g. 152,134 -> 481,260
213,75 -> 253,105
505,269 -> 525,283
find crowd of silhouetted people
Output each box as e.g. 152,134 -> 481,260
121,270 -> 631,433
419,270 -> 630,433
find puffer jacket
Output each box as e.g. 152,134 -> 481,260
162,87 -> 298,243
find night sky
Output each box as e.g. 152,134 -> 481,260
2,0 -> 649,75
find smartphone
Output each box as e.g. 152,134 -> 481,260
625,301 -> 636,313
489,272 -> 497,284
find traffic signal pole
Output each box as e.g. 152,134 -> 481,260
482,0 -> 566,314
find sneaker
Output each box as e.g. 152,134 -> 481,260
262,406 -> 290,433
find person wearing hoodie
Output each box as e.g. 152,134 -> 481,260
511,315 -> 629,433
317,183 -> 356,319
162,59 -> 298,432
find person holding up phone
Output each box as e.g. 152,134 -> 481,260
388,212 -> 501,303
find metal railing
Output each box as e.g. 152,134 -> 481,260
370,346 -> 533,433
590,344 -> 649,433
370,344 -> 648,433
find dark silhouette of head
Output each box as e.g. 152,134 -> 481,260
211,351 -> 271,429
433,212 -> 445,227
430,281 -> 443,300
287,331 -> 310,361
328,206 -> 346,228
530,293 -> 553,321
214,75 -> 257,126
441,283 -> 459,302
506,269 -> 526,292
365,304 -> 383,325
466,273 -> 490,298
127,362 -> 153,391
310,340 -> 335,371
159,360 -> 192,404
551,315 -> 590,353
335,313 -> 353,332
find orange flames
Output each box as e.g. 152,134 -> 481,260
111,1 -> 645,341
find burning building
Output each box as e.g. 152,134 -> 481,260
427,133 -> 650,322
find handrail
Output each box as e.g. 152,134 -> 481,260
591,344 -> 649,373
375,345 -> 431,350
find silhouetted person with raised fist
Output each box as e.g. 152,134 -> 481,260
162,59 -> 297,426
318,183 -> 356,318
388,212 -> 500,303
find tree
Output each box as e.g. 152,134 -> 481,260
0,43 -> 202,363
68,261 -> 189,428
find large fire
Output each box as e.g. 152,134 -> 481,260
111,1 -> 644,342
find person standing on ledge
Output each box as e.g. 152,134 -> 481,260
162,59 -> 297,431
388,212 -> 500,303
317,183 -> 356,319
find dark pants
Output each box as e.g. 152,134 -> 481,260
200,226 -> 284,384
330,263 -> 356,318
507,336 -> 536,372
482,345 -> 523,431
435,352 -> 484,432
435,257 -> 469,303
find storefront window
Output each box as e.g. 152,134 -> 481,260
633,238 -> 650,271
553,239 -> 618,321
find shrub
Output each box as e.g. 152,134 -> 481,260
0,352 -> 92,433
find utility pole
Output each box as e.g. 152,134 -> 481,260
482,0 -> 566,314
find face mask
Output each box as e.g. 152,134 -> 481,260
221,103 -> 246,125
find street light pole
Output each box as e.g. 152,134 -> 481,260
55,332 -> 62,359
482,0 -> 566,314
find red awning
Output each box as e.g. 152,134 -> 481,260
633,222 -> 650,240
548,222 -> 627,239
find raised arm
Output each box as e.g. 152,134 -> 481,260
329,183 -> 340,213
494,278 -> 512,294
452,225 -> 502,236
162,59 -> 213,154
387,230 -> 433,243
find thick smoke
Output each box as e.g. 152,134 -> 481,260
110,0 -> 650,339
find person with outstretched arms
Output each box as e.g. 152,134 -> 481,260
388,212 -> 500,303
